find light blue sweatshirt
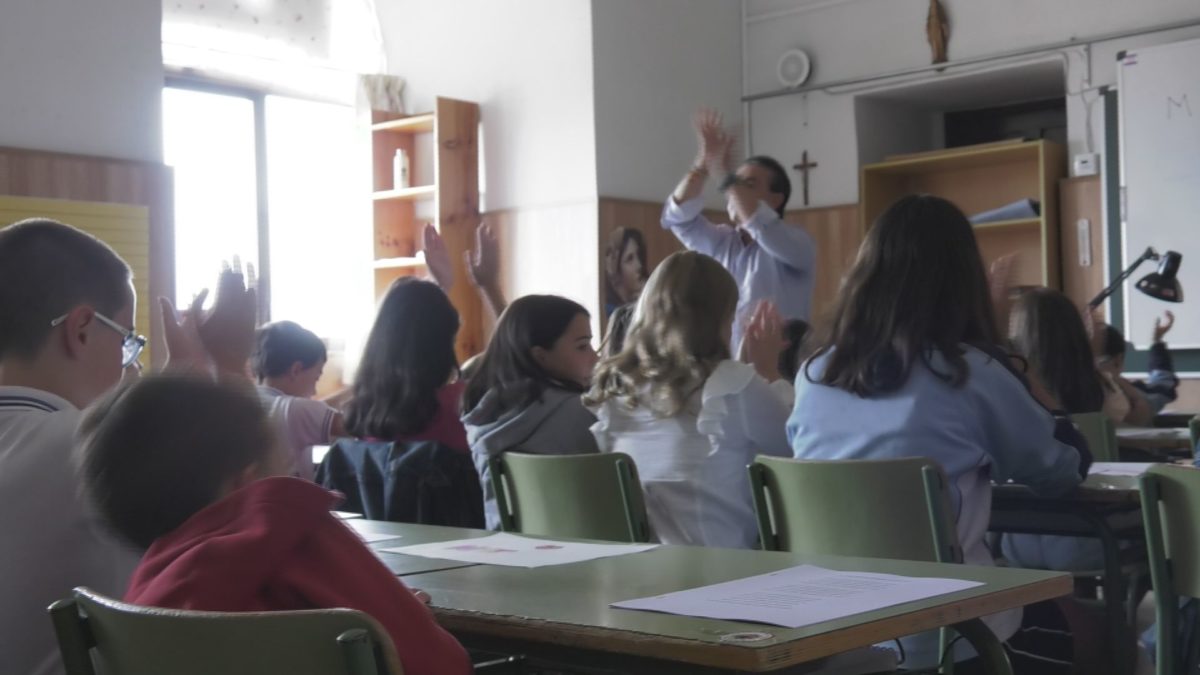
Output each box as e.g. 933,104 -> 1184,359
788,345 -> 1085,667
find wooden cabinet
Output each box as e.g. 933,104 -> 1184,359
371,97 -> 482,359
860,140 -> 1067,289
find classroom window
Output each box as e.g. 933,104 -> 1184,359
163,84 -> 369,348
162,86 -> 259,308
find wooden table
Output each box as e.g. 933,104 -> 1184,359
345,520 -> 494,576
1117,426 -> 1193,455
408,542 -> 1070,674
990,473 -> 1146,673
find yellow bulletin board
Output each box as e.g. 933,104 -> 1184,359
0,196 -> 152,362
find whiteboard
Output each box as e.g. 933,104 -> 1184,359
1118,38 -> 1199,349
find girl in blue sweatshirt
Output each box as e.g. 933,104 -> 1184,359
787,195 -> 1090,673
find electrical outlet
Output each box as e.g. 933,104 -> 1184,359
1073,153 -> 1099,177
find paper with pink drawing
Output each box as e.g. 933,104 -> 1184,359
380,533 -> 658,568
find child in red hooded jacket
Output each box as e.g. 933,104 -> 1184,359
77,374 -> 471,675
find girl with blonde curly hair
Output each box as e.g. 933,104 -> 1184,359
585,250 -> 792,548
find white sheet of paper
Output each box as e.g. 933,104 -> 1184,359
1089,462 -> 1155,477
380,533 -> 658,568
1117,428 -> 1187,441
358,531 -> 404,543
611,565 -> 982,628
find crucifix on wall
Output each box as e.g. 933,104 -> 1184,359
793,150 -> 818,207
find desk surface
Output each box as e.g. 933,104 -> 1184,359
412,543 -> 1070,672
1117,426 -> 1193,452
346,521 -> 493,576
993,473 -> 1142,507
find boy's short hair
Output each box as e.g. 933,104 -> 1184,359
251,321 -> 327,380
0,218 -> 132,360
1102,325 -> 1127,360
78,375 -> 275,549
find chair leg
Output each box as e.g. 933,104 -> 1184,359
337,628 -> 382,675
949,618 -> 1012,675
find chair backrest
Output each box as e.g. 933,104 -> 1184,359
1140,465 -> 1200,674
1071,412 -> 1118,462
48,587 -> 402,675
490,452 -> 651,543
1189,415 -> 1199,457
748,456 -> 960,563
316,438 -> 484,527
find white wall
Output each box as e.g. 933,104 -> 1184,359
376,0 -> 601,319
377,0 -> 597,213
591,0 -> 742,208
744,0 -> 1200,206
0,0 -> 162,162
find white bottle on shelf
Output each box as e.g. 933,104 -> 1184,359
393,149 -> 410,189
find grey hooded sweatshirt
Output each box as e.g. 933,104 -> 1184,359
461,380 -> 600,529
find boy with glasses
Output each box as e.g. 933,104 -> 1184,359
0,218 -> 142,675
0,218 -> 251,675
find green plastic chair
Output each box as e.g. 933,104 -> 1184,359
1189,415 -> 1199,457
748,455 -> 959,563
1072,412 -> 1118,462
490,452 -> 651,543
48,587 -> 402,675
748,456 -> 1010,675
1140,464 -> 1200,674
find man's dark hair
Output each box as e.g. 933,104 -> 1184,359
0,218 -> 131,360
251,320 -> 327,381
78,375 -> 275,550
743,156 -> 792,216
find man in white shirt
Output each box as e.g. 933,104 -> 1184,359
661,109 -> 817,349
0,219 -> 144,675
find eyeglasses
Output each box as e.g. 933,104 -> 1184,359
719,174 -> 756,193
50,311 -> 147,368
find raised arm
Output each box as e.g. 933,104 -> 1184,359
662,109 -> 736,257
739,203 -> 816,273
464,221 -> 506,319
423,222 -> 507,320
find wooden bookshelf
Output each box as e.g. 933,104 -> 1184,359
860,140 -> 1067,289
371,97 -> 482,359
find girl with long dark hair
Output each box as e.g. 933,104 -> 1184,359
788,195 -> 1090,672
462,295 -> 600,528
344,278 -> 467,450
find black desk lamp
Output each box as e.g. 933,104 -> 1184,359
1088,247 -> 1184,309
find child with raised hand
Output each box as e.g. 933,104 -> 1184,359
251,320 -> 346,480
461,295 -> 600,528
585,251 -> 793,549
1095,311 -> 1179,424
0,217 -> 256,675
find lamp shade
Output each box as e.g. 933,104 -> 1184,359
1135,250 -> 1183,303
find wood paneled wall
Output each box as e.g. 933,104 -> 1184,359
1059,175 -> 1105,310
783,203 -> 861,329
596,196 -> 861,333
0,146 -> 174,365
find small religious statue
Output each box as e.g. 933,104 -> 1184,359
926,0 -> 950,65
